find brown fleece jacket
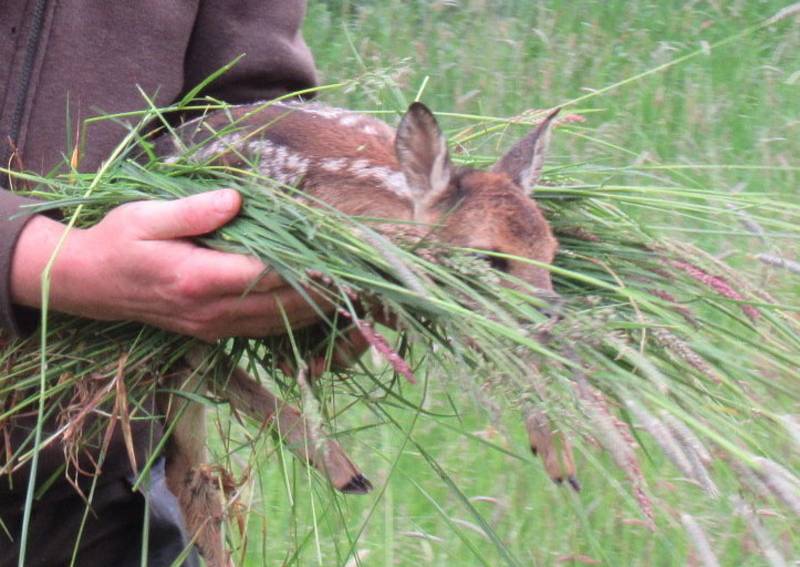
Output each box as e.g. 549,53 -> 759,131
0,0 -> 317,337
0,3 -> 316,564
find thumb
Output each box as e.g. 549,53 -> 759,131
131,189 -> 242,240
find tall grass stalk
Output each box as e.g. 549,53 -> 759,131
3,7 -> 800,555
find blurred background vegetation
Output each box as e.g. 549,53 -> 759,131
229,2 -> 799,565
308,0 -> 799,223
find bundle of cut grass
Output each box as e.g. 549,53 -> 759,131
2,90 -> 799,563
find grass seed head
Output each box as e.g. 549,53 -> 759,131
680,513 -> 721,567
578,385 -> 654,528
756,254 -> 800,276
777,414 -> 800,452
340,310 -> 417,384
671,260 -> 761,321
753,457 -> 800,517
296,366 -> 326,456
733,497 -> 789,567
651,328 -> 723,385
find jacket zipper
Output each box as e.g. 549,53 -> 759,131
8,0 -> 50,152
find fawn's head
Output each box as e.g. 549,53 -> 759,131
395,103 -> 559,296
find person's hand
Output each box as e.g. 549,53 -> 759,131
11,190 -> 328,341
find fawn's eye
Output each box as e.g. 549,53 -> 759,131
474,251 -> 510,273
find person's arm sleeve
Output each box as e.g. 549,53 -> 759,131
0,190 -> 44,337
182,0 -> 318,103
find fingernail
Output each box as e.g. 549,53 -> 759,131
214,189 -> 239,213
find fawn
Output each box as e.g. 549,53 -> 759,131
158,100 -> 572,566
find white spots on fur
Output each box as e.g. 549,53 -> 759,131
319,158 -> 349,173
191,133 -> 244,163
286,153 -> 310,175
248,138 -> 310,186
164,132 -> 244,164
161,135 -> 186,164
270,103 -> 411,196
278,101 -> 394,140
338,114 -> 362,127
166,101 -> 412,198
345,159 -> 412,199
348,158 -> 372,174
274,101 -> 349,121
316,156 -> 411,198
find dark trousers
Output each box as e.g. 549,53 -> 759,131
0,457 -> 199,567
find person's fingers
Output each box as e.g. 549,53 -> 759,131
127,190 -> 242,240
178,248 -> 287,295
213,286 -> 335,336
138,284 -> 331,340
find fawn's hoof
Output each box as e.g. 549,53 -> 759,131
339,473 -> 373,494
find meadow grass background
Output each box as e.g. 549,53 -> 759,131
217,2 -> 800,565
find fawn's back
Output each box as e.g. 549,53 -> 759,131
163,100 -> 560,294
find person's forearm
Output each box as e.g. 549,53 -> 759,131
7,191 -> 332,340
10,214 -> 86,311
8,192 -> 370,372
0,190 -> 52,335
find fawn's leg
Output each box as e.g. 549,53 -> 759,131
524,408 -> 580,492
160,370 -> 231,567
184,347 -> 372,493
163,350 -> 373,565
217,364 -> 372,493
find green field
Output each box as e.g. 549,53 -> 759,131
214,2 -> 800,565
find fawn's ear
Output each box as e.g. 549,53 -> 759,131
395,102 -> 453,217
492,108 -> 560,192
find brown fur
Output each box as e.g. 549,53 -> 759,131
159,101 -> 567,565
159,349 -> 370,566
525,408 -> 579,491
165,101 -> 559,290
